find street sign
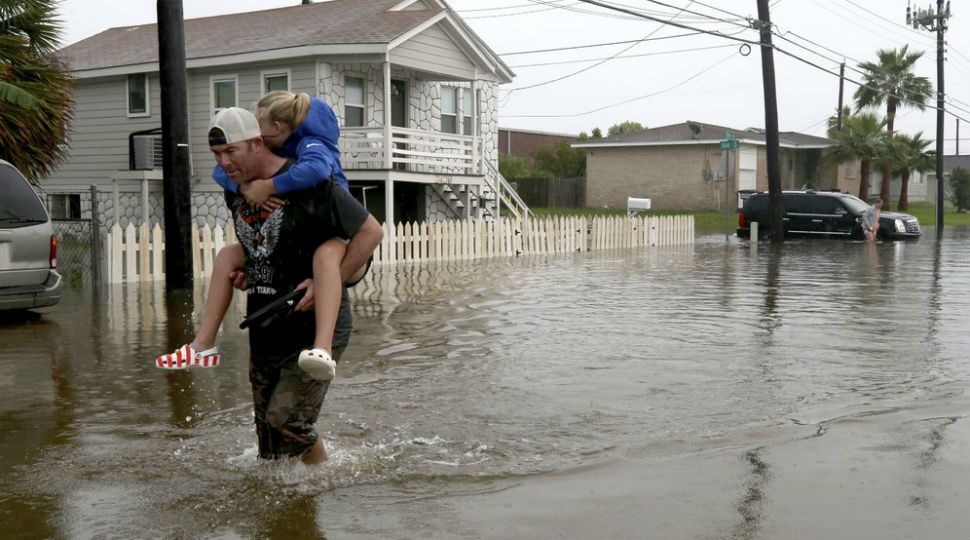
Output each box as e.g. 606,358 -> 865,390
719,131 -> 739,150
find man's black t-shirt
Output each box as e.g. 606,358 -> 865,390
225,165 -> 370,359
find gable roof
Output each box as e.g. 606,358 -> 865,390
58,0 -> 512,81
572,121 -> 836,150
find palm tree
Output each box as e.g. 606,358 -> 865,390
826,105 -> 852,137
854,45 -> 933,209
892,132 -> 934,211
826,113 -> 889,201
0,0 -> 74,183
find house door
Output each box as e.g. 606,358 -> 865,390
391,79 -> 407,171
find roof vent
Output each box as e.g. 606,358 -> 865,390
687,121 -> 701,139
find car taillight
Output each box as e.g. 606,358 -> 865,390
50,235 -> 58,269
739,211 -> 747,228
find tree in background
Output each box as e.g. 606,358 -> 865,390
854,45 -> 932,209
891,132 -> 933,211
826,106 -> 853,136
607,121 -> 644,137
825,112 -> 889,200
949,167 -> 970,213
498,154 -> 530,180
0,0 -> 74,183
531,140 -> 585,178
591,127 -> 603,139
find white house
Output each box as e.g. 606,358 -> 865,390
49,0 -> 529,230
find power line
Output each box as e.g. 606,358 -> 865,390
506,0 -> 711,93
574,0 -> 970,124
508,43 -> 736,68
505,50 -> 738,118
498,31 -> 719,56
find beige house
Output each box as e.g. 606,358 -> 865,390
574,121 -> 859,212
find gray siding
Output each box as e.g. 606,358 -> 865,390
389,24 -> 476,79
45,75 -> 162,190
188,60 -> 318,189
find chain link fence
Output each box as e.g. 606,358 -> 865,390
46,186 -> 103,290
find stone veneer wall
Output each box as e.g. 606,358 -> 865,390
320,63 -> 500,222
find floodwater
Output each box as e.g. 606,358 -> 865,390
2,228 -> 969,539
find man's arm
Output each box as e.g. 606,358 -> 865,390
340,215 -> 382,283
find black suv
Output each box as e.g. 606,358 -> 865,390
737,190 -> 921,240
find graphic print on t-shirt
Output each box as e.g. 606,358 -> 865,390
233,200 -> 284,295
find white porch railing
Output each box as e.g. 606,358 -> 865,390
104,215 -> 694,283
341,126 -> 478,174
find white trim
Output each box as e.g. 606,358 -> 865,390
387,11 -> 448,49
572,139 -> 833,150
209,74 -> 239,116
260,69 -> 291,93
126,73 -> 150,118
70,44 -> 389,79
388,0 -> 425,11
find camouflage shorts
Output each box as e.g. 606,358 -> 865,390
250,347 -> 343,460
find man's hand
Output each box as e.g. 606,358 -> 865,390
228,270 -> 247,291
239,178 -> 279,208
294,278 -> 314,311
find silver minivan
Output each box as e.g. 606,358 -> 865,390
0,159 -> 62,311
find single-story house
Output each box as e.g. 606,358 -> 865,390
48,0 -> 529,230
573,121 -> 861,212
498,127 -> 577,165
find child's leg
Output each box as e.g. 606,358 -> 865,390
194,243 -> 246,348
297,239 -> 345,381
310,238 -> 347,352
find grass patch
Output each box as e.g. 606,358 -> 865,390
896,202 -> 970,226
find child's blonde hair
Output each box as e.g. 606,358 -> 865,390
254,91 -> 311,129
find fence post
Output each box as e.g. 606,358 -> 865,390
90,185 -> 102,284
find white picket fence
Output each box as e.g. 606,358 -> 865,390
104,215 -> 693,283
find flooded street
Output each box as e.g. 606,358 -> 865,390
2,228 -> 970,539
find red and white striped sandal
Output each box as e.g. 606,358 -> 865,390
155,344 -> 221,369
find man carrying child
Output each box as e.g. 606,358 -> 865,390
206,107 -> 382,464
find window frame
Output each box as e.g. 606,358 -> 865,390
126,73 -> 150,118
344,74 -> 366,127
260,69 -> 291,94
210,75 -> 239,116
441,86 -> 458,135
48,193 -> 82,220
462,88 -> 473,136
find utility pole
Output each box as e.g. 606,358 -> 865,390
837,62 -> 845,132
908,0 -> 951,240
157,0 -> 193,289
755,0 -> 783,242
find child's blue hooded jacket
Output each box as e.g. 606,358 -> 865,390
213,97 -> 349,193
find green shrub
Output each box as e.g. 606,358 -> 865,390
950,167 -> 970,213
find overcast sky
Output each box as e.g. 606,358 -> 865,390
55,0 -> 970,153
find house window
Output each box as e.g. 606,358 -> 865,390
211,76 -> 238,114
845,161 -> 856,178
262,71 -> 289,93
462,88 -> 473,135
441,87 -> 458,134
127,73 -> 149,117
345,75 -> 365,127
49,194 -> 81,220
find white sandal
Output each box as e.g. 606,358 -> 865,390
298,348 -> 336,381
